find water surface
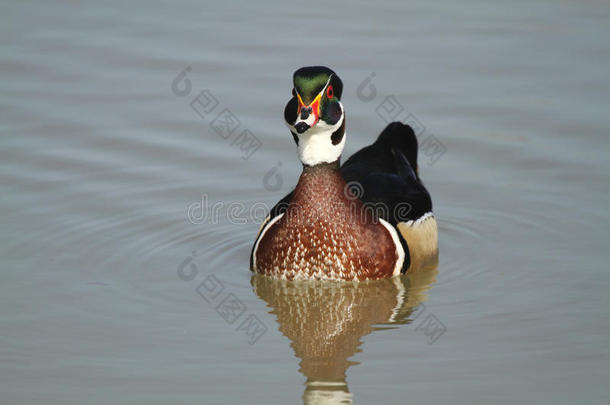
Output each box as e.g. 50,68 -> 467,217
1,0 -> 609,403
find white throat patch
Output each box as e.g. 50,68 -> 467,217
288,106 -> 345,166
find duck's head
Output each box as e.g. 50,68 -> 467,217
284,66 -> 346,166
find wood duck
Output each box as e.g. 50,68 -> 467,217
251,66 -> 438,281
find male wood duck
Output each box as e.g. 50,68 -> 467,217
250,66 -> 438,281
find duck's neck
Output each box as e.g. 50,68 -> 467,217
291,160 -> 354,219
303,160 -> 341,173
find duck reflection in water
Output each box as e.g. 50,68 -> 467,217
251,265 -> 438,405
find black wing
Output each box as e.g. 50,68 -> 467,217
341,121 -> 432,225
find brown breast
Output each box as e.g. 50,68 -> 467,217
254,162 -> 400,281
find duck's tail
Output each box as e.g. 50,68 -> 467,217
376,122 -> 418,174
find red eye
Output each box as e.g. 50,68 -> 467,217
326,85 -> 334,99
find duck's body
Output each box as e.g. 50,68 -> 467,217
252,160 -> 404,280
250,67 -> 437,281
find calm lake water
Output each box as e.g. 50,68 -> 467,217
2,0 -> 609,404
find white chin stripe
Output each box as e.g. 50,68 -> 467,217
296,113 -> 317,129
287,109 -> 345,166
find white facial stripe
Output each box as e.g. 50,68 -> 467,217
300,110 -> 317,127
295,75 -> 333,125
311,75 -> 333,104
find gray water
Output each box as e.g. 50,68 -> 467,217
2,0 -> 610,404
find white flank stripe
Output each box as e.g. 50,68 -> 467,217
379,218 -> 405,277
